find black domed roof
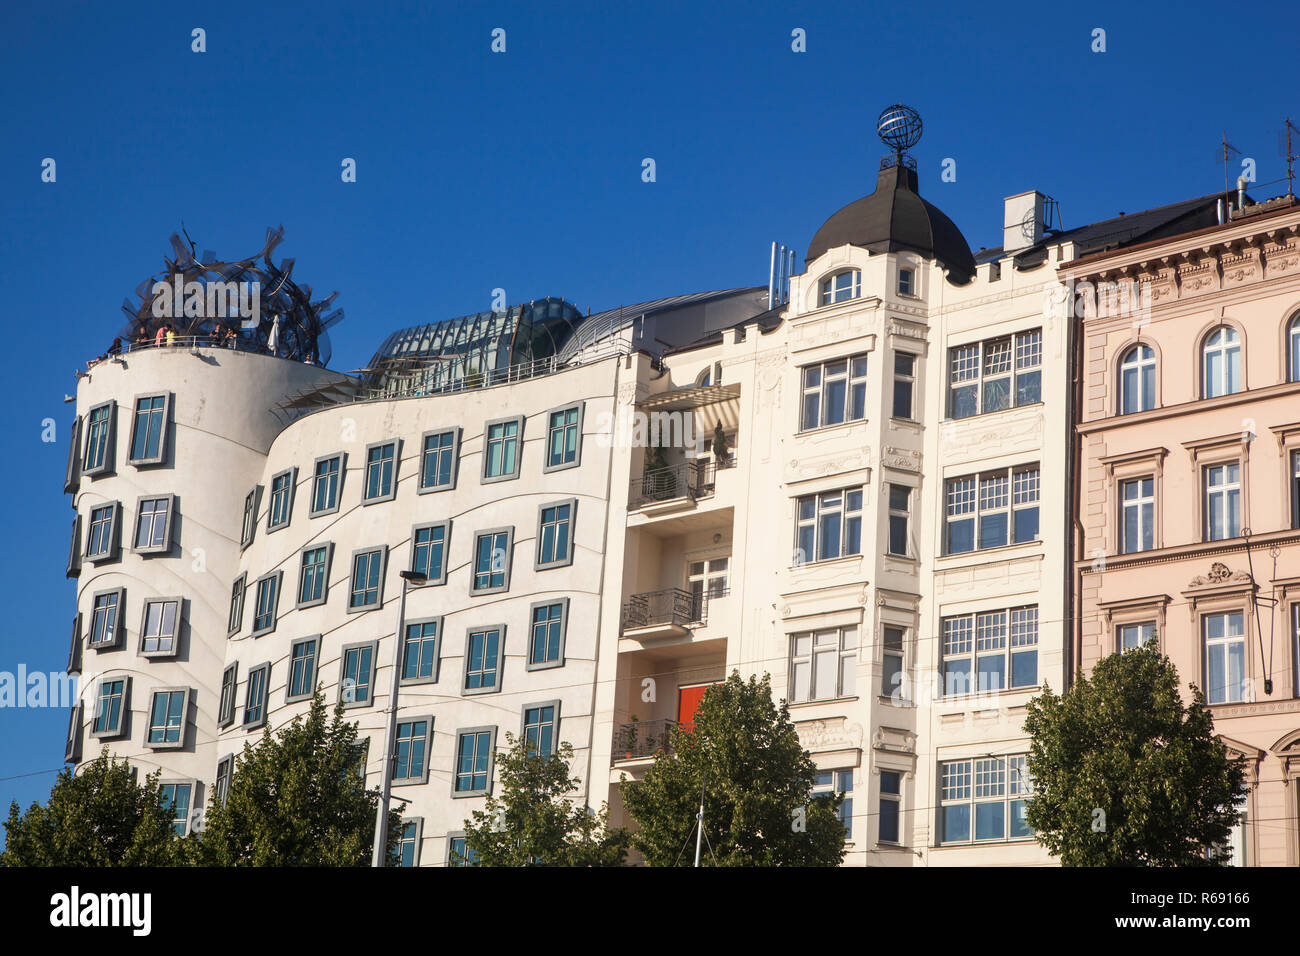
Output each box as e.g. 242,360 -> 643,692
807,163 -> 975,283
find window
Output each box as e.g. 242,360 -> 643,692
297,544 -> 332,608
687,558 -> 728,621
310,453 -> 344,516
244,664 -> 269,728
214,756 -> 234,807
227,574 -> 245,635
349,740 -> 370,781
87,589 -> 124,648
159,783 -> 193,836
1290,315 -> 1300,383
1295,604 -> 1300,699
471,528 -> 512,594
67,613 -> 82,674
893,353 -> 916,420
878,770 -> 901,844
132,495 -> 174,553
800,355 -> 868,430
944,466 -> 1040,554
218,663 -> 237,727
789,627 -> 857,702
1204,462 -> 1242,541
67,515 -> 82,579
882,626 -> 905,699
83,402 -> 114,475
483,417 -> 522,481
395,819 -> 422,867
528,601 -> 568,669
454,728 -> 496,795
66,703 -> 83,763
128,393 -> 169,464
819,270 -> 860,305
812,769 -> 853,839
411,522 -> 449,584
287,637 -> 319,702
522,703 -> 559,758
1119,621 -> 1157,652
448,834 -> 478,866
1212,794 -> 1249,866
465,628 -> 504,693
939,755 -> 1033,843
1204,612 -> 1247,704
85,502 -> 120,561
393,719 -> 432,784
140,598 -> 181,656
1202,326 -> 1242,398
340,642 -> 376,708
91,678 -> 127,738
948,329 -> 1042,418
402,618 -> 441,684
794,488 -> 863,564
240,487 -> 258,549
1120,477 -> 1155,553
897,267 -> 914,296
941,606 -> 1038,695
267,469 -> 296,530
536,501 -> 575,569
147,688 -> 187,747
1292,450 -> 1300,530
887,485 -> 910,556
349,547 -> 386,610
419,429 -> 458,491
363,440 -> 398,502
65,415 -> 81,492
251,571 -> 282,635
1119,344 -> 1156,414
545,404 -> 582,471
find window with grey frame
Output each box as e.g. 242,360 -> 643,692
227,573 -> 245,635
465,627 -> 503,692
340,642 -> 376,707
218,663 -> 237,727
364,441 -> 398,502
454,728 -> 495,795
310,454 -> 343,515
67,613 -> 82,674
214,755 -> 234,807
159,782 -> 192,836
948,330 -> 1042,418
67,515 -> 81,578
349,548 -> 385,609
482,418 -> 522,481
252,572 -> 281,635
471,529 -> 511,593
240,487 -> 258,548
140,597 -> 181,656
536,501 -> 574,569
91,677 -> 127,738
128,394 -> 169,465
66,703 -> 83,763
448,834 -> 478,866
396,819 -> 421,867
65,415 -> 81,493
287,637 -> 318,702
522,703 -> 557,758
244,664 -> 269,728
402,618 -> 441,683
420,429 -> 458,491
528,601 -> 566,668
297,544 -> 331,607
133,495 -> 174,553
85,502 -> 119,561
411,523 -> 448,583
267,469 -> 296,530
147,688 -> 186,747
800,354 -> 868,431
545,405 -> 581,470
82,402 -> 114,475
87,589 -> 124,649
393,718 -> 432,784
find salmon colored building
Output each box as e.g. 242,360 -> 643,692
1069,190 -> 1300,866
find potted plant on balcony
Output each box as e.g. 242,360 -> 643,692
712,422 -> 731,467
642,444 -> 676,500
624,715 -> 638,759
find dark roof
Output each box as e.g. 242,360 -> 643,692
661,303 -> 785,356
806,162 -> 976,283
557,287 -> 765,361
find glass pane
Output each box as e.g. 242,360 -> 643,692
942,805 -> 970,842
975,802 -> 1005,840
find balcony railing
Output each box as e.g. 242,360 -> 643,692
620,588 -> 699,631
630,459 -> 717,510
613,718 -> 677,760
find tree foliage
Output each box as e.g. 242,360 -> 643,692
620,671 -> 846,866
460,734 -> 628,866
1023,644 -> 1246,866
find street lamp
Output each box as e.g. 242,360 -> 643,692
371,568 -> 428,867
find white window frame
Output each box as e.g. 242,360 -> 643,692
947,329 -> 1042,418
799,354 -> 868,431
788,626 -> 857,703
1119,344 -> 1156,414
794,488 -> 863,565
1203,611 -> 1247,705
1119,476 -> 1155,554
1203,461 -> 1242,542
1202,325 -> 1242,398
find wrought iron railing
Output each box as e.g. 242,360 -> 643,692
621,588 -> 700,631
613,718 -> 677,759
630,458 -> 717,509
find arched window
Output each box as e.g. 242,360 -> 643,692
1202,326 -> 1241,398
1118,344 -> 1156,414
1288,314 -> 1300,382
820,270 -> 860,306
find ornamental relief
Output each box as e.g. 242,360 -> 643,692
786,447 -> 871,482
1187,562 -> 1253,588
939,410 -> 1043,457
795,716 -> 866,752
882,445 -> 922,472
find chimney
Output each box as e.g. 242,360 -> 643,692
1003,191 -> 1047,253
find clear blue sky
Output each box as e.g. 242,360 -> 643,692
2,0 -> 1297,826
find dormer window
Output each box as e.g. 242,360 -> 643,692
898,268 -> 915,296
820,270 -> 860,306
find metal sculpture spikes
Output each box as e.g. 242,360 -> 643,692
119,226 -> 344,366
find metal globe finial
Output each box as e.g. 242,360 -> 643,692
876,104 -> 923,153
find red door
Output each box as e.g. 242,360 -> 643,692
677,684 -> 712,733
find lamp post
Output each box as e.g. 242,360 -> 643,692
371,569 -> 427,867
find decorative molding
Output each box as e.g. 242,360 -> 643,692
795,716 -> 865,752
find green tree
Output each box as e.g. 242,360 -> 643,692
197,690 -> 402,865
2,749 -> 186,866
460,734 -> 628,866
620,671 -> 846,866
1023,644 -> 1246,866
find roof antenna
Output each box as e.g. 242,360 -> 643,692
1219,131 -> 1241,197
1280,118 -> 1298,199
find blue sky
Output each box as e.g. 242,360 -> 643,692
1,0 -> 1297,826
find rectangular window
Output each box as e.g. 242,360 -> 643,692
297,544 -> 331,607
340,642 -> 376,708
419,430 -> 458,491
536,501 -> 575,569
218,663 -> 237,727
545,405 -> 582,471
893,353 -> 915,420
227,573 -> 245,635
83,402 -> 114,475
1292,450 -> 1300,530
128,394 -> 169,464
687,558 -> 728,622
349,547 -> 385,610
882,626 -> 905,699
267,469 -> 295,530
483,417 -> 522,481
140,598 -> 181,656
148,688 -> 186,747
465,628 -> 504,693
67,613 -> 82,674
800,355 -> 868,431
85,503 -> 119,561
402,618 -> 441,683
311,454 -> 343,516
66,703 -> 83,763
91,678 -> 127,737
812,769 -> 853,839
65,415 -> 80,492
472,529 -> 512,593
948,330 -> 1041,418
448,835 -> 478,866
454,729 -> 495,795
411,523 -> 449,584
244,664 -> 269,728
214,756 -> 234,807
133,496 -> 174,553
252,572 -> 282,635
897,267 -> 914,296
364,441 -> 398,502
1204,462 -> 1242,542
942,606 -> 1038,695
528,601 -> 567,669
1204,611 -> 1247,704
522,704 -> 558,758
887,484 -> 910,556
396,819 -> 421,867
1120,477 -> 1155,553
879,770 -> 901,844
287,637 -> 318,702
1119,621 -> 1157,652
67,515 -> 82,579
241,487 -> 258,548
794,488 -> 863,564
159,783 -> 192,836
939,755 -> 1033,843
88,589 -> 124,648
394,719 -> 432,784
945,466 -> 1039,554
789,627 -> 857,702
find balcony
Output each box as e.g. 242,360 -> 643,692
629,459 -> 717,512
620,588 -> 699,638
612,718 -> 677,761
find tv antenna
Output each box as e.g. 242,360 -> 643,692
1279,117 -> 1298,198
1219,131 -> 1241,195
